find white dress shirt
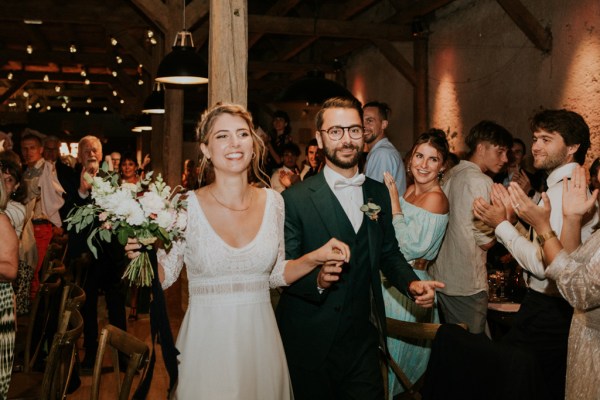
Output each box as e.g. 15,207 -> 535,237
495,162 -> 598,296
323,165 -> 364,233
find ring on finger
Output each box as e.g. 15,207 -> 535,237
514,203 -> 520,209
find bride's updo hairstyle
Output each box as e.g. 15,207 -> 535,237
196,103 -> 268,186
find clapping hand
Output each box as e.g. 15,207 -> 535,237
562,165 -> 598,219
507,182 -> 550,233
511,169 -> 532,193
315,238 -> 350,289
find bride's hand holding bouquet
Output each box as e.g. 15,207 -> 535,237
66,166 -> 187,286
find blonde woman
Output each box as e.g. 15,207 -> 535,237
127,103 -> 347,399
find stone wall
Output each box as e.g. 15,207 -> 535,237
346,0 -> 600,165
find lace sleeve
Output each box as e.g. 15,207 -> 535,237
269,191 -> 289,288
158,239 -> 185,290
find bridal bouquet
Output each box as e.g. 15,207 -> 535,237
66,167 -> 187,286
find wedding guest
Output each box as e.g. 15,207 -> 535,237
276,97 -> 444,400
472,109 -> 597,400
71,136 -> 127,374
381,128 -> 449,397
118,153 -> 146,321
0,176 -> 19,398
506,165 -> 600,400
270,142 -> 301,192
1,160 -> 35,315
299,138 -> 322,180
430,121 -> 512,334
265,110 -> 294,174
363,101 -> 406,196
589,157 -> 600,192
20,134 -> 64,300
182,159 -> 200,190
126,102 -> 348,399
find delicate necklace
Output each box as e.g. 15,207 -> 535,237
209,187 -> 253,212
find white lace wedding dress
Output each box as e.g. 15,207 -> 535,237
158,189 -> 293,400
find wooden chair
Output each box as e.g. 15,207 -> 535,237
8,308 -> 84,400
90,324 -> 150,400
382,319 -> 468,400
22,276 -> 63,373
57,283 -> 86,326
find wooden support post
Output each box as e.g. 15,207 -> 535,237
413,36 -> 428,140
209,0 -> 248,106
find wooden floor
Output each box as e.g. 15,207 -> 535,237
66,278 -> 187,400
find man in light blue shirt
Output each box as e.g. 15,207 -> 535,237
362,101 -> 406,196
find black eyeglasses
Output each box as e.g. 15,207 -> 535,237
319,125 -> 364,141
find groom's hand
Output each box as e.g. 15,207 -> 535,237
408,280 -> 445,308
316,261 -> 344,289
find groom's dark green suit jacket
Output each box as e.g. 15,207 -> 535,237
276,172 -> 420,369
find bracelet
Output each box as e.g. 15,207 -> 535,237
536,230 -> 557,246
392,211 -> 404,216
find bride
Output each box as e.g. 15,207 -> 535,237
127,103 -> 348,399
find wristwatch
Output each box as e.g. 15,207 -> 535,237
536,230 -> 557,246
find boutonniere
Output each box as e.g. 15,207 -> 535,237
360,199 -> 381,221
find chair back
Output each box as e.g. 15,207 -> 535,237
9,309 -> 83,400
40,309 -> 84,400
90,325 -> 150,400
58,283 -> 86,327
383,319 -> 468,400
24,276 -> 63,372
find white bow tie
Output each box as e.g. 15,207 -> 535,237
334,174 -> 366,189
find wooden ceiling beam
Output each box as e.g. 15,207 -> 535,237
0,1 -> 147,25
251,0 -> 381,80
371,39 -> 416,86
0,79 -> 27,104
388,0 -> 457,23
248,60 -> 334,73
496,0 -> 552,52
248,15 -> 411,40
129,0 -> 169,32
186,0 -> 210,28
248,0 -> 302,48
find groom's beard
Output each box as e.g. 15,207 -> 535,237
323,142 -> 362,169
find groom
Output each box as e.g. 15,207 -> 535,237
276,97 -> 444,400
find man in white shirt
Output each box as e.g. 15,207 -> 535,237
473,109 -> 597,400
362,101 -> 406,196
430,121 -> 513,334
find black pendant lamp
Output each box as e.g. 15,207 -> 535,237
156,30 -> 208,85
132,114 -> 152,132
142,82 -> 165,114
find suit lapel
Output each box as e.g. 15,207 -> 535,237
362,180 -> 381,270
309,173 -> 356,243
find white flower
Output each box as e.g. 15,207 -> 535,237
155,209 -> 176,229
91,177 -> 115,198
120,182 -> 139,194
123,202 -> 146,226
139,191 -> 166,217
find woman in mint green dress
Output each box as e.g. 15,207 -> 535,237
382,129 -> 450,398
